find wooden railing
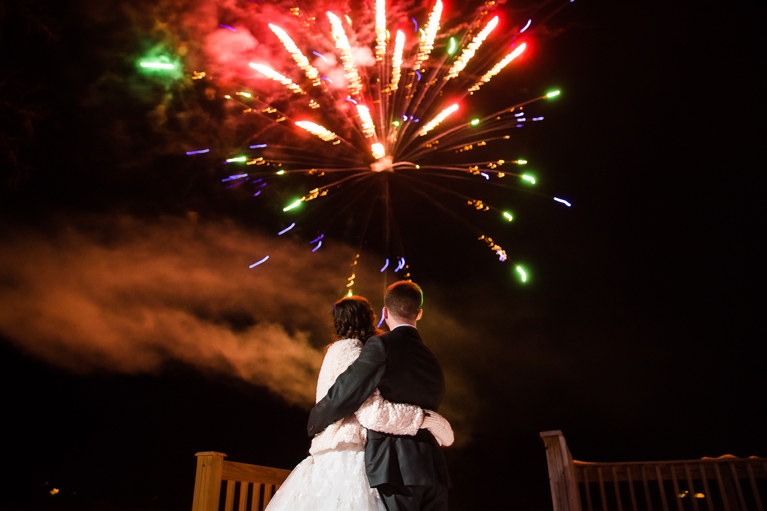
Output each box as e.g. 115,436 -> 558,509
191,452 -> 291,511
540,430 -> 767,511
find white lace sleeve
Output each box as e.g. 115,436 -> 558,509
314,338 -> 423,443
315,339 -> 363,402
354,389 -> 424,436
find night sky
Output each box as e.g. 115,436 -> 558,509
1,1 -> 765,511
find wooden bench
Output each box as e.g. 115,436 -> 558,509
540,430 -> 767,511
191,452 -> 291,511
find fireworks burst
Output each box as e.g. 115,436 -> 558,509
182,0 -> 574,293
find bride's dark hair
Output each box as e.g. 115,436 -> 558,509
333,296 -> 378,342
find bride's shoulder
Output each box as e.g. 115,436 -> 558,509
326,338 -> 363,356
330,337 -> 363,348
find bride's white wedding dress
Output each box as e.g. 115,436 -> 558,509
265,338 -> 425,511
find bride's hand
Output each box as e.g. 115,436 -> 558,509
420,410 -> 454,447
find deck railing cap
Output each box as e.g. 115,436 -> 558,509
195,451 -> 228,458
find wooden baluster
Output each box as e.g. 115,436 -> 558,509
224,480 -> 236,511
251,484 -> 263,511
641,465 -> 653,511
684,463 -> 701,511
669,464 -> 684,511
238,482 -> 248,511
597,466 -> 607,511
264,484 -> 277,507
625,465 -> 638,511
583,466 -> 594,511
729,462 -> 747,511
713,462 -> 733,511
745,461 -> 764,511
611,466 -> 624,511
655,465 -> 670,511
698,463 -> 715,511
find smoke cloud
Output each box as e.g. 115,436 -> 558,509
0,214 -> 478,439
0,214 -> 364,406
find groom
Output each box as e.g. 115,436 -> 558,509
307,280 -> 450,510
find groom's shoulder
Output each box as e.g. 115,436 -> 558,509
365,327 -> 418,348
375,328 -> 423,351
371,328 -> 406,344
359,334 -> 388,358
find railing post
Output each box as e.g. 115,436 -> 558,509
541,430 -> 582,511
192,451 -> 227,511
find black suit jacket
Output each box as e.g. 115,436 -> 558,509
307,326 -> 449,490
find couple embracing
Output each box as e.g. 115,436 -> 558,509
266,280 -> 453,511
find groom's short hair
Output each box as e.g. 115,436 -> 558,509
384,280 -> 423,321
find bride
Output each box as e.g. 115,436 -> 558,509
265,295 -> 453,511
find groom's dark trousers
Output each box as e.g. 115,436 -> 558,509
307,325 -> 450,511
